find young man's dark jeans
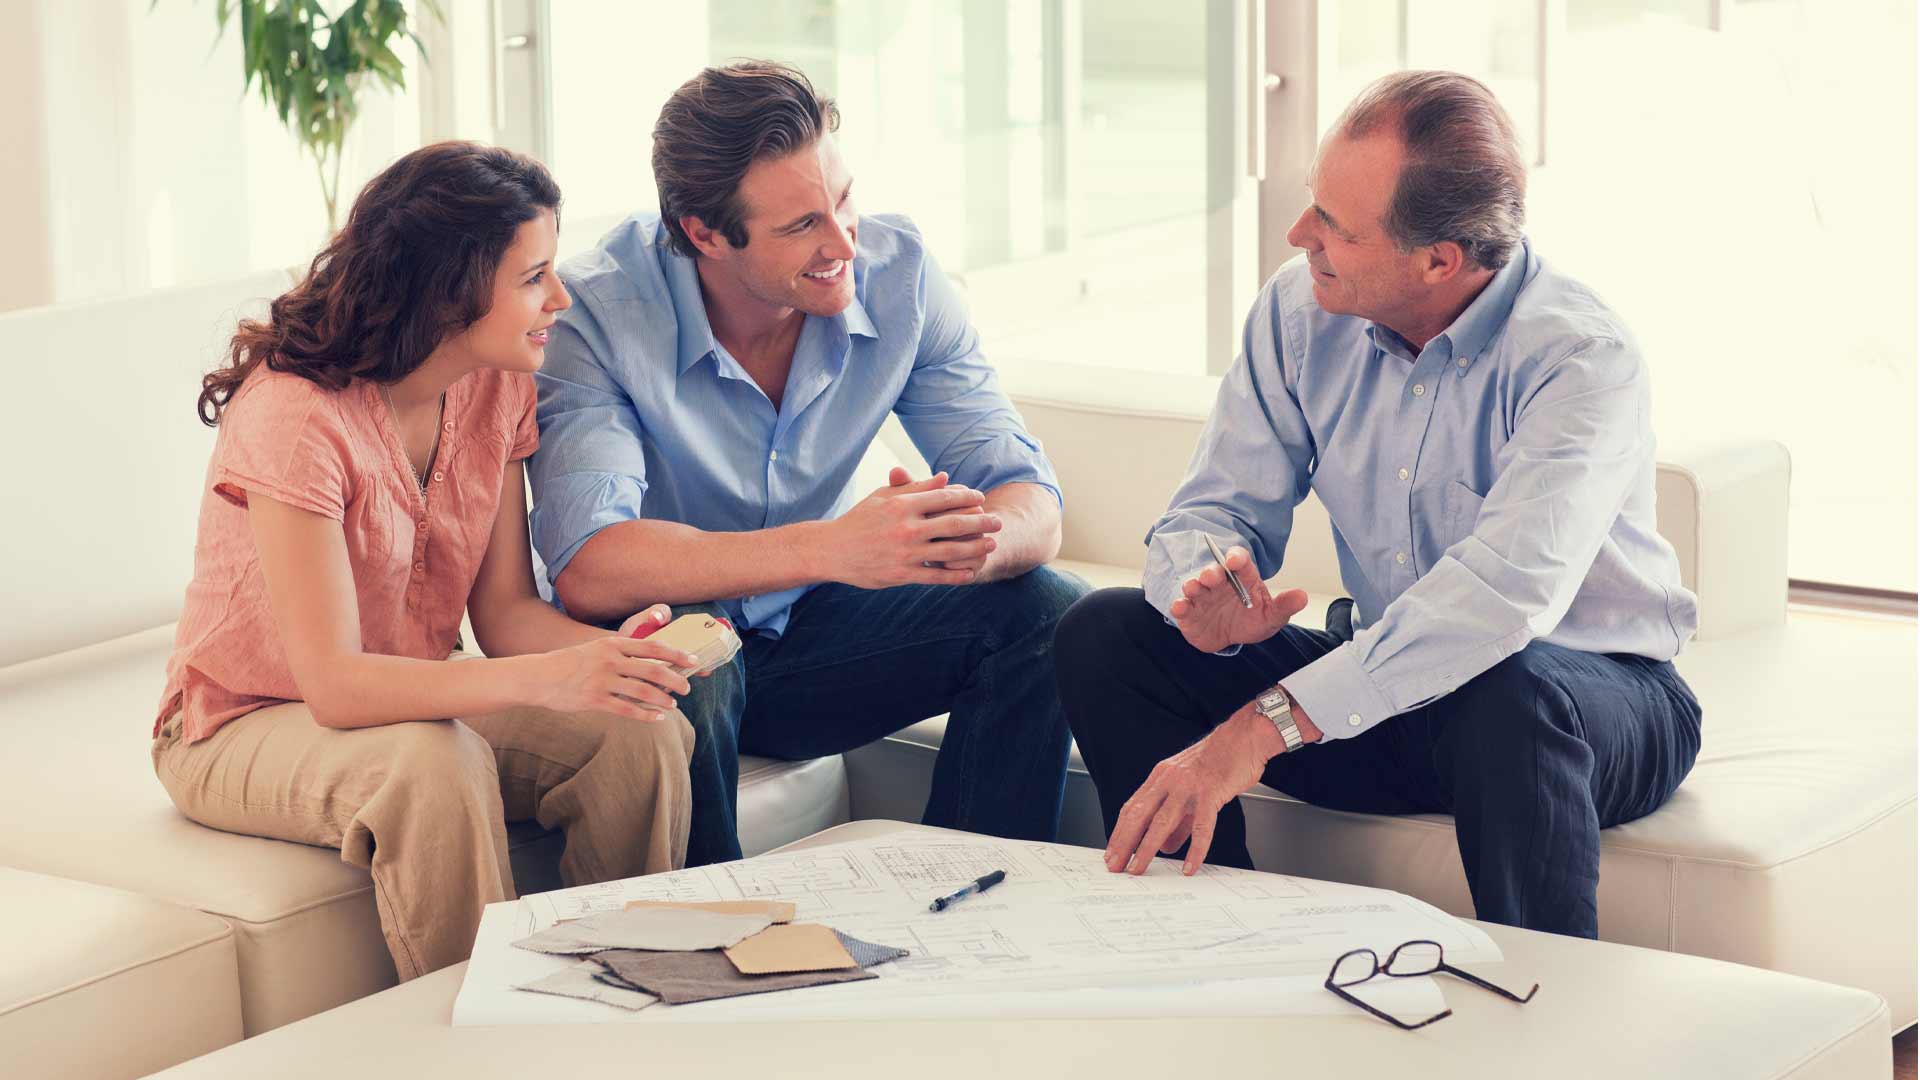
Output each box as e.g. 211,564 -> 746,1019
1053,587 -> 1703,938
674,566 -> 1088,866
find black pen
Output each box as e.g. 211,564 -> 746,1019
929,869 -> 1007,912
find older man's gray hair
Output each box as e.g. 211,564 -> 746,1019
1339,70 -> 1527,271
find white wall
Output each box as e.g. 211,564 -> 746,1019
3,0 -> 425,313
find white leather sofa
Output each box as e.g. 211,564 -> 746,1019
0,273 -> 1911,1077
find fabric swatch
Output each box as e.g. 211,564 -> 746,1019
514,907 -> 773,956
833,930 -> 912,968
592,947 -> 876,1005
724,923 -> 858,974
515,961 -> 660,1011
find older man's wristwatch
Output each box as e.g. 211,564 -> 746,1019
1255,685 -> 1305,753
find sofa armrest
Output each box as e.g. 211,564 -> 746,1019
1656,440 -> 1791,641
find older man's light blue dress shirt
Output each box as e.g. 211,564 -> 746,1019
1144,241 -> 1698,740
528,212 -> 1059,637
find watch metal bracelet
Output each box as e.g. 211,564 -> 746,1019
1256,686 -> 1304,752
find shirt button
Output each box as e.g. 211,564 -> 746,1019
769,450 -> 778,462
413,562 -> 425,573
442,420 -> 455,433
431,471 -> 444,484
418,520 -> 428,530
1397,468 -> 1409,481
1348,714 -> 1363,727
1395,551 -> 1408,565
1412,384 -> 1426,397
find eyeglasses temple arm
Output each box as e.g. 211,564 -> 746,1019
1437,962 -> 1539,1003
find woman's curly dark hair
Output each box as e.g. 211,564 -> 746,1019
197,141 -> 562,425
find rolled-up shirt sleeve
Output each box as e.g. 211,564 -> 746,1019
1143,280 -> 1316,626
527,296 -> 651,588
1282,336 -> 1649,739
892,251 -> 1061,505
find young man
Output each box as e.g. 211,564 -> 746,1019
1054,71 -> 1703,938
529,61 -> 1085,866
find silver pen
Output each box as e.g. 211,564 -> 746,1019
1203,533 -> 1255,609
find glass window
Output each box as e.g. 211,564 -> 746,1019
1319,0 -> 1916,591
25,2 -> 423,306
545,0 -> 1256,376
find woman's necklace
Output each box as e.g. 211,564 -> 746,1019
381,383 -> 444,494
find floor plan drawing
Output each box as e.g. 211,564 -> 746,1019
1077,905 -> 1254,954
456,828 -> 1502,1026
1199,865 -> 1312,901
868,841 -> 1022,893
1030,843 -> 1159,894
884,913 -> 1029,972
721,851 -> 881,916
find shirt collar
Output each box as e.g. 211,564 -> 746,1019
841,290 -> 879,341
1364,237 -> 1532,368
1438,237 -> 1531,365
661,249 -> 723,376
662,249 -> 879,376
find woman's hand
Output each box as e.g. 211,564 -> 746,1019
618,604 -> 673,638
524,604 -> 699,721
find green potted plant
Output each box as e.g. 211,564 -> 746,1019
171,0 -> 442,232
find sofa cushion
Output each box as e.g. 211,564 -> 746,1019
0,272 -> 289,670
845,560 -> 1918,1027
0,624 -> 851,1035
0,867 -> 242,1079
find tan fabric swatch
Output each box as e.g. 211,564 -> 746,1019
724,923 -> 858,974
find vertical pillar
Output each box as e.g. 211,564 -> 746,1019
963,0 -> 1013,270
0,0 -> 55,312
1040,0 -> 1082,256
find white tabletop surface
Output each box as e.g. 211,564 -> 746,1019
152,821 -> 1891,1080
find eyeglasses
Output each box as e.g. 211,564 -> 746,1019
1325,939 -> 1539,1030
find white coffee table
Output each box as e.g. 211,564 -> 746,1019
151,821 -> 1891,1079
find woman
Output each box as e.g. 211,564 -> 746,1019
153,142 -> 698,981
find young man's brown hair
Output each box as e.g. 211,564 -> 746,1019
652,60 -> 841,259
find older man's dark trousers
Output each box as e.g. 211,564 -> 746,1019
1053,588 -> 1702,938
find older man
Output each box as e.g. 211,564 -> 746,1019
1053,71 -> 1702,938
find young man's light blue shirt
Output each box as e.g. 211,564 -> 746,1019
528,212 -> 1060,637
1143,241 -> 1699,741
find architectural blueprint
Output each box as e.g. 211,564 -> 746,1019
454,829 -> 1490,1025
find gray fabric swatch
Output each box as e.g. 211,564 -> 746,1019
592,947 -> 876,1005
516,961 -> 660,1011
513,907 -> 773,956
832,930 -> 911,968
594,972 -> 649,994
